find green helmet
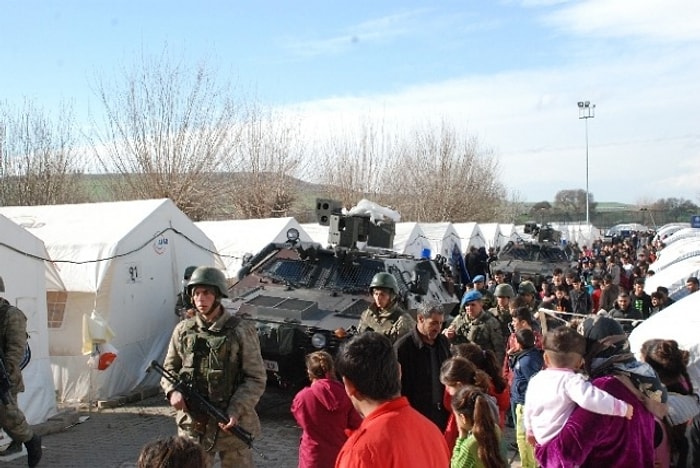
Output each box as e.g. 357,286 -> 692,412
494,283 -> 515,298
518,280 -> 537,295
187,266 -> 228,298
369,272 -> 399,295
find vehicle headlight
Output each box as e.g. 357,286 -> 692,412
311,333 -> 327,349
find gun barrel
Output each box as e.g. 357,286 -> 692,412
146,360 -> 262,456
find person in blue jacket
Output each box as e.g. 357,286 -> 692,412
508,328 -> 543,468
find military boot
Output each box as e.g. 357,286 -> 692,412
24,434 -> 42,468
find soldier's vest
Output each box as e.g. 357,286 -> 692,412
363,306 -> 405,337
177,315 -> 241,410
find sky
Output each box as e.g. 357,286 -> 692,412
1,0 -> 699,205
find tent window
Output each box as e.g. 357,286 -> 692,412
46,291 -> 68,328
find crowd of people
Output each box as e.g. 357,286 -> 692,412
132,227 -> 699,468
320,230 -> 700,467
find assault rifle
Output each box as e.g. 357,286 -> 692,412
147,360 -> 264,458
0,358 -> 12,405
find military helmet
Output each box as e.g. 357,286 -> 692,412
494,283 -> 515,298
183,265 -> 197,280
187,266 -> 228,298
369,272 -> 399,295
518,280 -> 537,295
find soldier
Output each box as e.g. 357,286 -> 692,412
489,283 -> 515,340
161,266 -> 266,468
357,272 -> 415,344
444,290 -> 505,365
174,266 -> 197,320
517,280 -> 541,315
472,275 -> 496,310
0,276 -> 42,467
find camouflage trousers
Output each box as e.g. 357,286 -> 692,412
0,394 -> 33,442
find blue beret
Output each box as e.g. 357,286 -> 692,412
461,290 -> 483,307
472,275 -> 486,283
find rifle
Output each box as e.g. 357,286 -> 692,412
0,358 -> 12,405
147,360 -> 264,458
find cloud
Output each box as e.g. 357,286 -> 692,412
283,8 -> 433,58
541,0 -> 700,43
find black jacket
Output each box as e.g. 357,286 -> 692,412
394,326 -> 451,431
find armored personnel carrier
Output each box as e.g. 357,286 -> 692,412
226,199 -> 459,389
490,224 -> 575,286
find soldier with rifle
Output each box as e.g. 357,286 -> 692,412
0,276 -> 42,467
160,266 -> 266,468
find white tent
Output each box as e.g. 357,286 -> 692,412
661,227 -> 700,247
196,217 -> 314,279
393,222 -> 430,258
478,223 -> 502,251
0,199 -> 223,403
629,291 -> 700,390
497,223 -> 517,249
654,223 -> 690,243
453,222 -> 486,251
300,223 -> 330,247
0,214 -> 61,424
644,256 -> 700,301
650,238 -> 700,273
419,222 -> 462,259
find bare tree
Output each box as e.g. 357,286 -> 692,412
312,118 -> 395,208
384,122 -> 504,222
226,105 -> 306,219
88,53 -> 244,220
0,100 -> 86,206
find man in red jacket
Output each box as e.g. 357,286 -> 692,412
335,332 -> 451,468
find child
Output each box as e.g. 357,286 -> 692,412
291,351 -> 362,468
523,327 -> 633,448
450,385 -> 507,468
509,329 -> 543,468
440,356 -> 493,452
452,343 -> 510,429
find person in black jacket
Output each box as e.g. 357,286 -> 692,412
394,301 -> 451,431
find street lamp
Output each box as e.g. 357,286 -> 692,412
577,100 -> 595,227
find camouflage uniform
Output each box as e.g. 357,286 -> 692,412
448,310 -> 505,365
161,307 -> 266,468
479,288 -> 497,311
358,302 -> 415,344
489,305 -> 513,341
0,298 -> 33,442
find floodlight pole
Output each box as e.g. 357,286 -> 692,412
577,101 -> 596,227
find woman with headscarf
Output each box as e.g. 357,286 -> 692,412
534,316 -> 668,468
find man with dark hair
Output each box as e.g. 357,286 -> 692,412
395,302 -> 451,430
630,278 -> 652,319
610,292 -> 642,333
656,286 -> 675,308
686,277 -> 699,295
335,332 -> 450,467
570,276 -> 592,315
600,274 -> 620,312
